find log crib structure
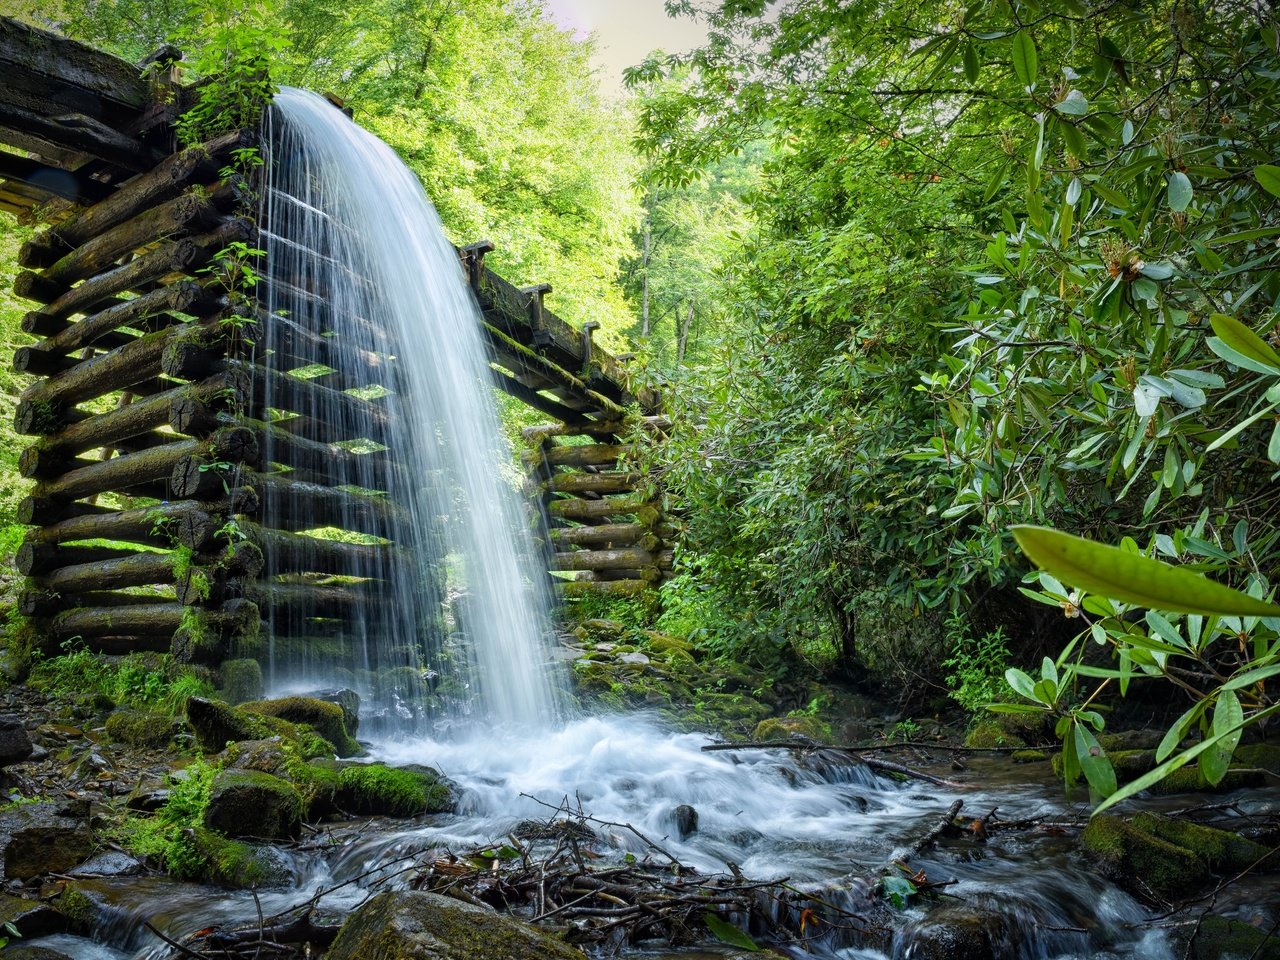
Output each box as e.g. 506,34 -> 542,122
0,16 -> 669,666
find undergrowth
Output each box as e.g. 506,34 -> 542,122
27,641 -> 215,715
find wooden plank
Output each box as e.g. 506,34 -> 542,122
0,17 -> 149,114
0,150 -> 111,203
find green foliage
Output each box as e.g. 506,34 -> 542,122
941,616 -> 1013,715
118,759 -> 219,877
27,642 -> 214,715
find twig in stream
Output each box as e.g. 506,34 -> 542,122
700,739 -> 969,788
519,792 -> 687,869
144,921 -> 215,960
906,800 -> 964,858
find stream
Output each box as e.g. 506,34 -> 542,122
24,713 -> 1278,959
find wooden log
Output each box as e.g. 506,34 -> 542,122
36,281 -> 214,357
483,322 -> 627,419
37,550 -> 175,593
246,473 -> 406,538
35,188 -> 230,290
19,589 -> 176,618
546,496 -> 647,523
11,346 -> 87,376
551,547 -> 656,572
251,419 -> 405,491
26,130 -> 254,260
35,370 -> 248,459
238,360 -> 392,433
549,472 -> 642,496
23,217 -> 252,320
543,443 -> 632,469
26,500 -> 219,550
34,427 -> 257,502
16,496 -> 111,526
521,416 -> 671,444
0,151 -> 112,205
171,599 -> 263,665
237,521 -> 404,575
0,17 -> 149,115
556,579 -> 653,598
489,364 -> 594,424
16,541 -> 134,575
0,102 -> 162,173
548,523 -> 651,549
246,583 -> 392,623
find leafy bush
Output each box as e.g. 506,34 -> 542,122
942,616 -> 1013,716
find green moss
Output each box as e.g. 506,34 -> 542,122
59,885 -> 96,928
240,697 -> 361,757
1188,916 -> 1280,960
753,716 -> 832,742
1233,743 -> 1280,774
1011,749 -> 1047,763
334,764 -> 451,817
1148,767 -> 1267,795
1081,815 -> 1210,901
190,826 -> 290,888
204,769 -> 303,840
965,719 -> 1025,749
1132,813 -> 1271,872
105,709 -> 173,748
219,659 -> 263,704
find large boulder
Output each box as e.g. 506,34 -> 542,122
1081,815 -> 1210,901
326,890 -> 583,960
105,709 -> 174,748
0,716 -> 33,767
240,697 -> 362,757
203,769 -> 304,840
900,906 -> 1011,960
0,800 -> 95,880
185,698 -> 332,759
333,764 -> 453,818
0,892 -> 66,937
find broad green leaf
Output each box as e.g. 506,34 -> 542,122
1209,314 -> 1280,371
963,43 -> 979,82
987,702 -> 1049,714
1073,722 -> 1117,796
1222,662 -> 1280,690
1255,164 -> 1280,198
704,913 -> 759,951
1200,690 -> 1243,785
880,876 -> 917,910
1011,526 -> 1280,616
1011,31 -> 1038,86
1156,702 -> 1204,762
1166,171 -> 1193,211
1005,666 -> 1038,701
1205,404 -> 1275,453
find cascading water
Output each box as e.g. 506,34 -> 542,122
254,87 -> 566,733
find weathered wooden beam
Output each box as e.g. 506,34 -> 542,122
238,521 -> 404,575
19,588 -> 176,618
26,130 -> 254,260
546,495 -> 648,523
16,541 -> 135,575
246,473 -> 407,539
484,321 -> 626,419
246,583 -> 391,622
551,546 -> 656,572
0,17 -> 149,116
547,523 -> 651,550
0,151 -> 112,204
25,500 -> 219,550
548,471 -> 642,496
0,102 -> 162,173
490,364 -> 594,424
521,416 -> 671,445
36,549 -> 175,593
556,579 -> 653,598
542,443 -> 632,469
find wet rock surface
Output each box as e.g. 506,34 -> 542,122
0,800 -> 95,880
326,890 -> 585,960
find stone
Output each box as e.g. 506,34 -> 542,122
0,717 -> 33,767
203,769 -> 304,840
218,738 -> 290,777
65,851 -> 145,878
900,906 -> 1011,960
189,827 -> 296,888
1,947 -> 79,959
104,709 -> 173,749
0,892 -> 66,937
1185,916 -> 1280,959
219,659 -> 264,705
326,890 -> 583,960
334,764 -> 454,817
1081,815 -> 1210,901
304,688 -> 361,736
617,652 -> 650,666
240,697 -> 362,757
1131,813 -> 1271,873
186,697 -> 270,752
0,801 -> 95,880
673,804 -> 698,839
752,716 -> 832,742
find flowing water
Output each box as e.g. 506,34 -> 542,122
21,91 -> 1273,958
254,87 -> 564,733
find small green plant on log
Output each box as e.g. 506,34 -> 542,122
1000,526 -> 1280,812
173,0 -> 286,146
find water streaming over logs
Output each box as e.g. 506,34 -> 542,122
254,87 -> 565,732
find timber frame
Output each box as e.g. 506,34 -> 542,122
0,17 -> 670,666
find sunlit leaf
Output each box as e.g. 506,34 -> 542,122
1011,526 -> 1280,616
1255,164 -> 1280,198
1209,313 -> 1280,371
1011,31 -> 1037,86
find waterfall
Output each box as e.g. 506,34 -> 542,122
254,87 -> 566,735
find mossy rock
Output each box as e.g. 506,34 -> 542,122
203,769 -> 304,840
1010,749 -> 1047,763
326,890 -> 582,960
641,629 -> 695,657
1081,814 -> 1209,901
1148,766 -> 1267,795
1185,916 -> 1280,960
577,619 -> 627,643
104,709 -> 173,749
334,764 -> 453,818
752,716 -> 832,742
189,826 -> 294,888
219,737 -> 290,777
1132,813 -> 1271,873
240,697 -> 362,757
219,659 -> 263,705
1233,742 -> 1280,774
186,696 -> 273,751
965,720 -> 1025,749
296,763 -> 341,819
